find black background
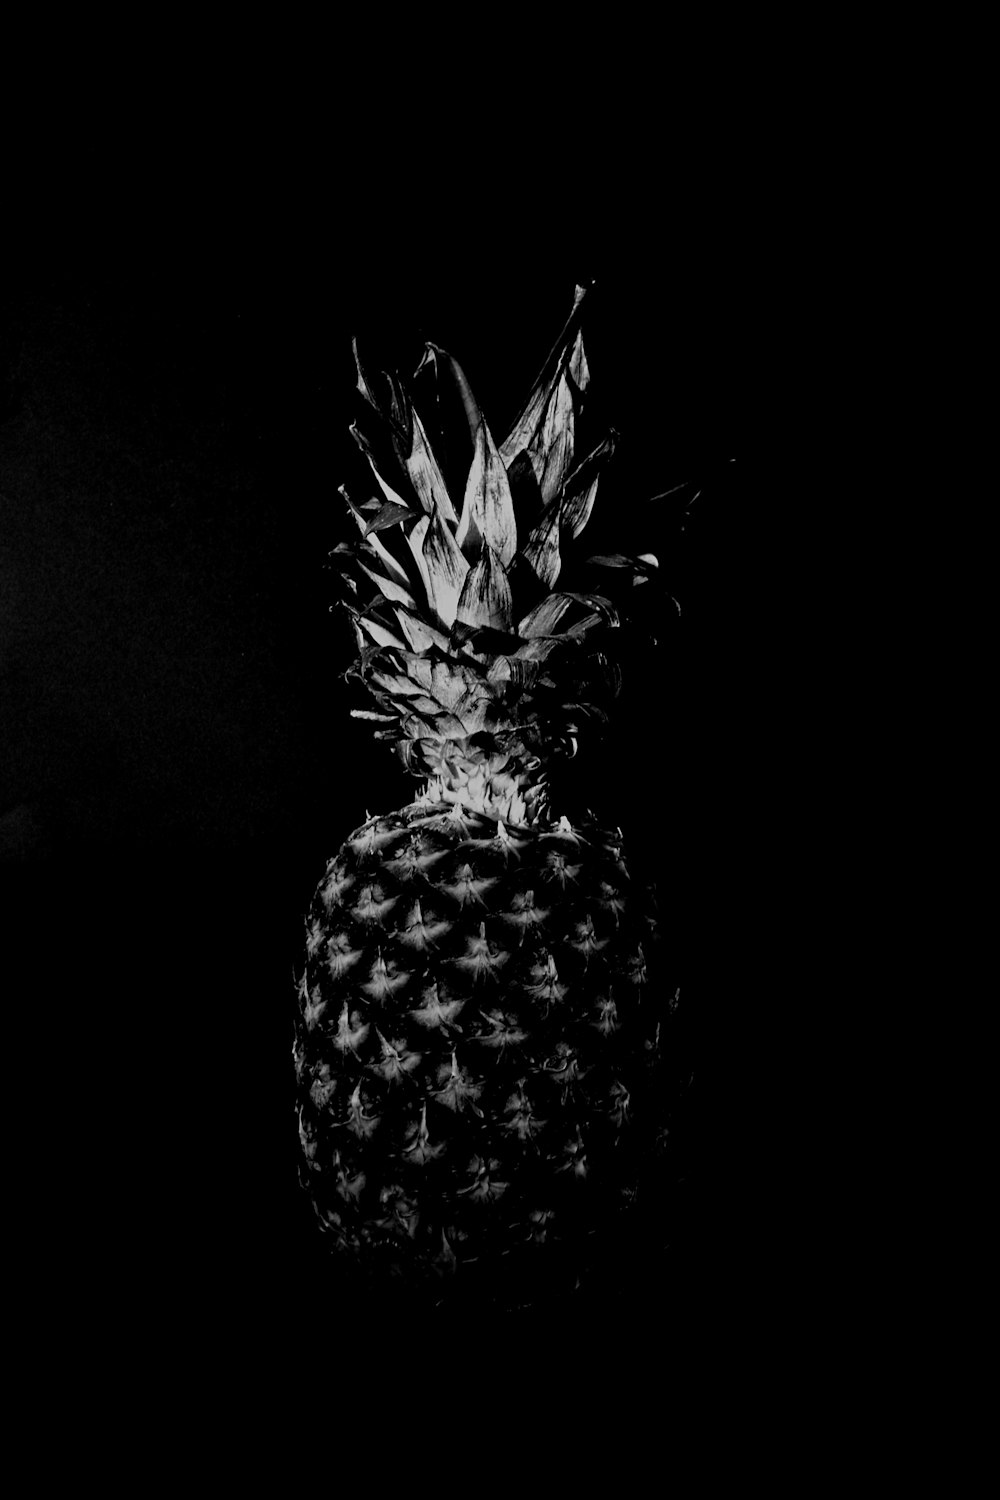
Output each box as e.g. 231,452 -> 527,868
2,124 -> 770,1406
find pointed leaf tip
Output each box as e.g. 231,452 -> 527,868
456,413 -> 517,567
455,544 -> 513,634
407,510 -> 470,631
352,335 -> 377,407
364,499 -> 418,535
499,286 -> 590,500
406,405 -> 459,525
519,497 -> 562,590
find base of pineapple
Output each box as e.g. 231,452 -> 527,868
301,1150 -> 684,1318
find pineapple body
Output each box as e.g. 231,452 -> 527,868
295,797 -> 668,1309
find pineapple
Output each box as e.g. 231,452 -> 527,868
294,283 -> 684,1313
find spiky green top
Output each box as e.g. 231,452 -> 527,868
331,284 -> 661,823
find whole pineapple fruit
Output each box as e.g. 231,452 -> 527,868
295,284 -> 685,1313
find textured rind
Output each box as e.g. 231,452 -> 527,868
294,801 -> 671,1310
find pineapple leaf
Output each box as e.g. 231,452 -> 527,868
351,335 -> 380,410
408,511 -> 471,631
393,606 -> 451,654
429,658 -> 486,713
448,621 -> 525,657
350,420 -> 414,516
423,351 -> 519,567
558,430 -> 617,539
486,654 -> 540,686
518,496 -> 562,590
559,472 -> 599,544
383,369 -> 412,449
341,484 -> 412,590
364,498 -> 418,535
648,476 -> 703,508
455,543 -> 514,634
410,342 -> 479,508
536,364 -> 580,504
563,611 -> 606,637
358,561 -> 418,611
449,683 -> 498,734
398,654 -> 435,696
505,450 -> 545,525
585,553 -> 659,575
555,591 -> 619,626
402,708 -> 467,740
370,668 -> 426,697
499,281 -> 591,471
406,694 -> 446,718
516,594 -> 575,639
420,341 -> 480,447
350,343 -> 411,456
406,404 -> 459,525
358,616 -> 408,650
509,636 -> 563,663
455,413 -> 517,566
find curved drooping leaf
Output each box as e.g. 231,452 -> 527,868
586,552 -> 658,571
487,655 -> 536,686
556,591 -> 620,626
516,594 -> 575,639
511,635 -> 566,663
564,611 -> 607,638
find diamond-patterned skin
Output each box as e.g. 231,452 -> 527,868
294,798 -> 670,1310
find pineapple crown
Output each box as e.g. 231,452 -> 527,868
331,282 -> 674,800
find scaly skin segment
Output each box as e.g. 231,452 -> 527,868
294,802 -> 666,1306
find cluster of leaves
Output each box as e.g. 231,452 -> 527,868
328,283 -> 672,764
